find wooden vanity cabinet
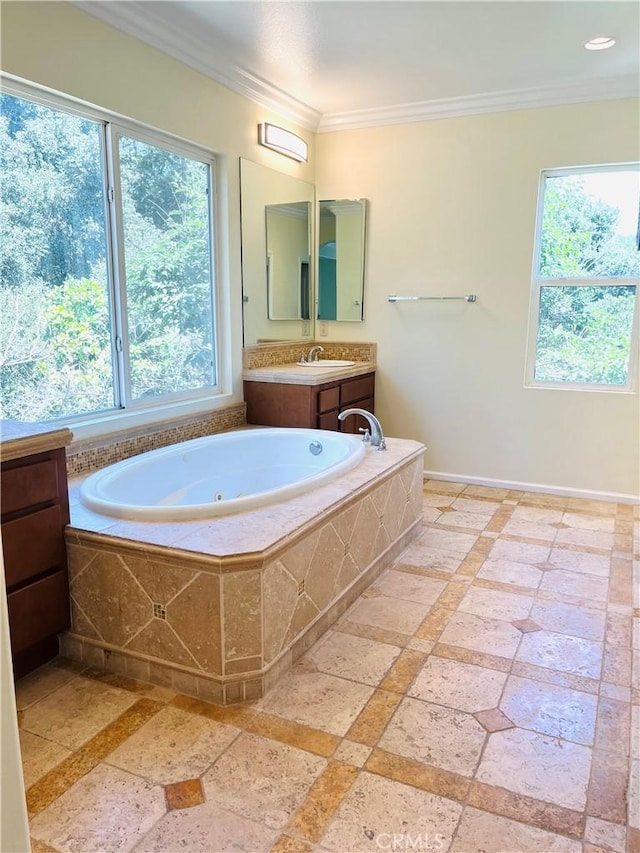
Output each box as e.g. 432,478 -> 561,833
244,371 -> 375,433
2,447 -> 71,677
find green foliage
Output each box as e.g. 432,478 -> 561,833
0,93 -> 215,421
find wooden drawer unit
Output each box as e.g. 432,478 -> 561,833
1,446 -> 71,677
244,371 -> 375,432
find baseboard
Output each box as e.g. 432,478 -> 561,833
423,469 -> 640,506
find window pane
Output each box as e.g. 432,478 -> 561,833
539,170 -> 640,278
535,285 -> 636,385
118,136 -> 215,401
0,94 -> 114,420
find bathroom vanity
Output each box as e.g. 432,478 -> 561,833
1,420 -> 72,677
243,365 -> 375,432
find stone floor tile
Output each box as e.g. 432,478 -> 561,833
320,770 -> 463,852
562,513 -> 616,533
202,732 -> 326,830
307,631 -> 401,687
346,595 -> 431,635
438,611 -> 522,659
19,730 -> 72,789
417,527 -> 478,556
21,676 -> 138,751
372,569 -> 447,605
106,705 -> 240,784
450,807 -> 581,852
409,656 -> 507,713
435,510 -> 489,531
516,630 -> 603,679
424,480 -> 466,495
554,527 -> 615,550
549,547 -> 611,577
378,697 -> 486,777
502,519 -> 558,541
530,599 -> 606,642
462,485 -> 510,500
458,586 -> 533,622
164,778 -> 204,810
476,727 -> 592,811
489,539 -> 551,565
540,569 -> 610,602
499,675 -> 598,745
332,739 -> 372,767
15,664 -> 81,711
477,558 -> 543,589
29,763 -> 165,852
422,493 -> 456,508
134,800 -> 279,852
258,670 -> 374,736
511,506 -> 565,525
452,497 -> 502,516
584,816 -> 627,852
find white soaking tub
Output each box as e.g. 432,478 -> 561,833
79,427 -> 366,521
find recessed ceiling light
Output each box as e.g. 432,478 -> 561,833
584,36 -> 616,51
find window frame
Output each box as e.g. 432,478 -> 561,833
525,162 -> 640,394
1,76 -> 224,432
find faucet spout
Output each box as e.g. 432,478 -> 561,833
338,409 -> 386,450
306,345 -> 324,363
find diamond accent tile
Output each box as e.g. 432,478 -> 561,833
535,561 -> 559,571
551,522 -> 571,529
473,708 -> 515,733
512,618 -> 542,633
164,778 -> 205,810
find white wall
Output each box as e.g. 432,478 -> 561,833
316,102 -> 640,499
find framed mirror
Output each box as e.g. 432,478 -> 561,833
318,199 -> 367,321
240,158 -> 314,345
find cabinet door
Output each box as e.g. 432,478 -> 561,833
317,410 -> 339,431
7,570 -> 70,654
2,505 -> 66,588
339,399 -> 375,434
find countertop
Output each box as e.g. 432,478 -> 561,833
0,420 -> 73,462
242,360 -> 376,386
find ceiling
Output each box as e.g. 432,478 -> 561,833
75,1 -> 640,131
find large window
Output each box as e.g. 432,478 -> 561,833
527,165 -> 639,390
0,89 -> 217,423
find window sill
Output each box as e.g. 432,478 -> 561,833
61,391 -> 237,444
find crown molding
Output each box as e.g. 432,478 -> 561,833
317,74 -> 640,132
72,3 -> 637,134
72,1 -> 322,131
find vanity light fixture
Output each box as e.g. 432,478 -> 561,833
258,123 -> 308,163
584,36 -> 616,50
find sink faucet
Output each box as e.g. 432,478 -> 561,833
306,345 -> 324,363
338,409 -> 386,450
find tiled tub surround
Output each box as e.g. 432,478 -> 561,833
66,402 -> 246,477
242,340 -> 377,370
18,483 -> 638,853
63,437 -> 425,704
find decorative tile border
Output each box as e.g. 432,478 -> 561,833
66,403 -> 246,477
243,341 -> 377,370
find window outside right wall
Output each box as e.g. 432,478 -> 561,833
526,164 -> 640,391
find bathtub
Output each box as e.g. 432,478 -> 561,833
79,427 -> 366,521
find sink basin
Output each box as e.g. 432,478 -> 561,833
297,359 -> 356,368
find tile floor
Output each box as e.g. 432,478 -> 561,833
15,480 -> 640,853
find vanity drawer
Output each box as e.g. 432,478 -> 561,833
7,569 -> 70,654
2,504 -> 66,588
317,386 -> 340,413
1,459 -> 59,515
340,374 -> 375,406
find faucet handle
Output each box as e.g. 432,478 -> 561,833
358,427 -> 371,443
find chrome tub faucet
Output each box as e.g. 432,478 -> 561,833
338,409 -> 386,450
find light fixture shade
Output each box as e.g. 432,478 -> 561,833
258,123 -> 308,163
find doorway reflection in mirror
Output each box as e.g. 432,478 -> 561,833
318,199 -> 367,322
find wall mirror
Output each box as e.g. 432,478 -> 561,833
240,158 -> 314,345
265,202 -> 311,321
318,199 -> 367,322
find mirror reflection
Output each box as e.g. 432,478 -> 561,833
318,199 -> 367,321
265,202 -> 311,321
240,158 -> 314,345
